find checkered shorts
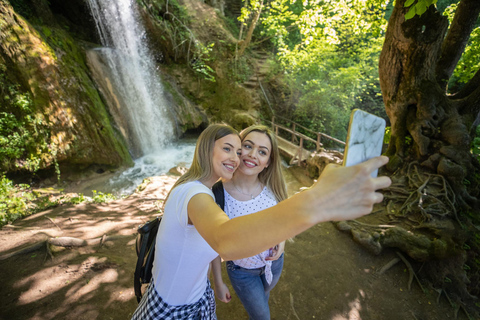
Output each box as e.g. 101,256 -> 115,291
131,280 -> 216,320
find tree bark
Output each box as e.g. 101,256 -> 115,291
237,0 -> 264,57
379,0 -> 478,205
436,0 -> 480,89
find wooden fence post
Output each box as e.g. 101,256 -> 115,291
291,124 -> 296,143
298,137 -> 303,165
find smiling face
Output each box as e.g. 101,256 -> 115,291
238,131 -> 272,177
211,134 -> 242,182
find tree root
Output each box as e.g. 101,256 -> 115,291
289,293 -> 301,320
47,235 -> 127,247
378,257 -> 400,275
44,216 -> 62,230
0,242 -> 46,260
395,251 -> 425,292
0,235 -> 131,261
384,161 -> 461,226
436,288 -> 474,320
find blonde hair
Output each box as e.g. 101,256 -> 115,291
165,124 -> 239,204
239,125 -> 288,202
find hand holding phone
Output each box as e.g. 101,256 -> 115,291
343,109 -> 386,177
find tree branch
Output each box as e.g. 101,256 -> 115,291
436,0 -> 480,89
451,68 -> 480,100
456,80 -> 480,130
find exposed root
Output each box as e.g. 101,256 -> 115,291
47,235 -> 128,247
384,161 -> 460,226
45,215 -> 62,230
378,257 -> 400,275
0,241 -> 46,260
44,241 -> 54,262
289,293 -> 301,320
396,251 -> 424,293
0,234 -> 131,260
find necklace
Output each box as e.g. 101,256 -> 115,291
232,181 -> 262,200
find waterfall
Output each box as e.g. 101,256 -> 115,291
86,0 -> 174,157
82,0 -> 197,197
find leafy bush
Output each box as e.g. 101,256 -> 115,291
0,64 -> 51,172
0,175 -> 34,227
92,190 -> 117,203
0,174 -> 117,227
258,0 -> 387,140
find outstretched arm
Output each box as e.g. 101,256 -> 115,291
189,156 -> 391,261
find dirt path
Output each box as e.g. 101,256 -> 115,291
0,169 -> 465,320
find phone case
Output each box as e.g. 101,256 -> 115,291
343,109 -> 386,177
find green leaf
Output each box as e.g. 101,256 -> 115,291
415,1 -> 427,15
405,6 -> 416,20
404,0 -> 415,7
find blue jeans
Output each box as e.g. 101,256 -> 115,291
226,254 -> 284,320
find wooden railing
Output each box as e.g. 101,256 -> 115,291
265,116 -> 345,149
261,116 -> 345,165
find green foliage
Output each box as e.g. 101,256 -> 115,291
444,3 -> 480,92
384,127 -> 392,144
92,190 -> 117,203
259,0 -> 388,140
404,0 -> 438,20
69,193 -> 87,205
141,0 -> 217,81
0,64 -> 52,172
227,56 -> 254,83
471,125 -> 480,160
191,42 -> 216,82
0,175 -> 34,227
0,174 -> 117,227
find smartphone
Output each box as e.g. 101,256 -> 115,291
343,109 -> 386,177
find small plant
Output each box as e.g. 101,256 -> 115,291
191,42 -> 216,82
92,190 -> 117,203
471,125 -> 480,161
0,175 -> 35,227
70,193 -> 87,205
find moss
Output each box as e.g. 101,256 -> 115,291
0,1 -> 132,174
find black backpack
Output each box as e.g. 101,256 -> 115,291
133,181 -> 225,302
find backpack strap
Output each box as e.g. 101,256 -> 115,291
212,180 -> 225,211
134,217 -> 160,303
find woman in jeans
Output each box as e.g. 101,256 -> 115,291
213,125 -> 287,319
132,122 -> 390,320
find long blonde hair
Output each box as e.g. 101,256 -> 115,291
165,124 -> 239,204
239,125 -> 288,202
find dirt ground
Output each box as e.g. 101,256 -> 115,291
0,167 -> 470,320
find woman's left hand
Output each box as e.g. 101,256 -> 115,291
266,241 -> 285,261
215,282 -> 232,303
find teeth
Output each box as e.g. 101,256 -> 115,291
244,160 -> 256,167
224,164 -> 234,170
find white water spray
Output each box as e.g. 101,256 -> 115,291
86,0 -> 174,156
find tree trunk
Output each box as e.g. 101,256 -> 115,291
379,0 -> 480,208
237,0 -> 264,57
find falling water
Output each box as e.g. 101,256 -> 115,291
84,0 -> 197,196
86,0 -> 174,156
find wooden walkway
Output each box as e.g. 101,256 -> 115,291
265,116 -> 345,165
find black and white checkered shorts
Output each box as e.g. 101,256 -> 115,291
131,280 -> 216,320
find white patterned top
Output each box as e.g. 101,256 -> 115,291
224,186 -> 278,283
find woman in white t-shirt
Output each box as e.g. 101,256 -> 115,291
218,125 -> 288,319
130,123 -> 391,320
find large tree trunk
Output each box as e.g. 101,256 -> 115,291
350,0 -> 480,315
379,0 -> 480,208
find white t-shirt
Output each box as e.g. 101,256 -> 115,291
152,181 -> 218,306
224,186 -> 277,270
